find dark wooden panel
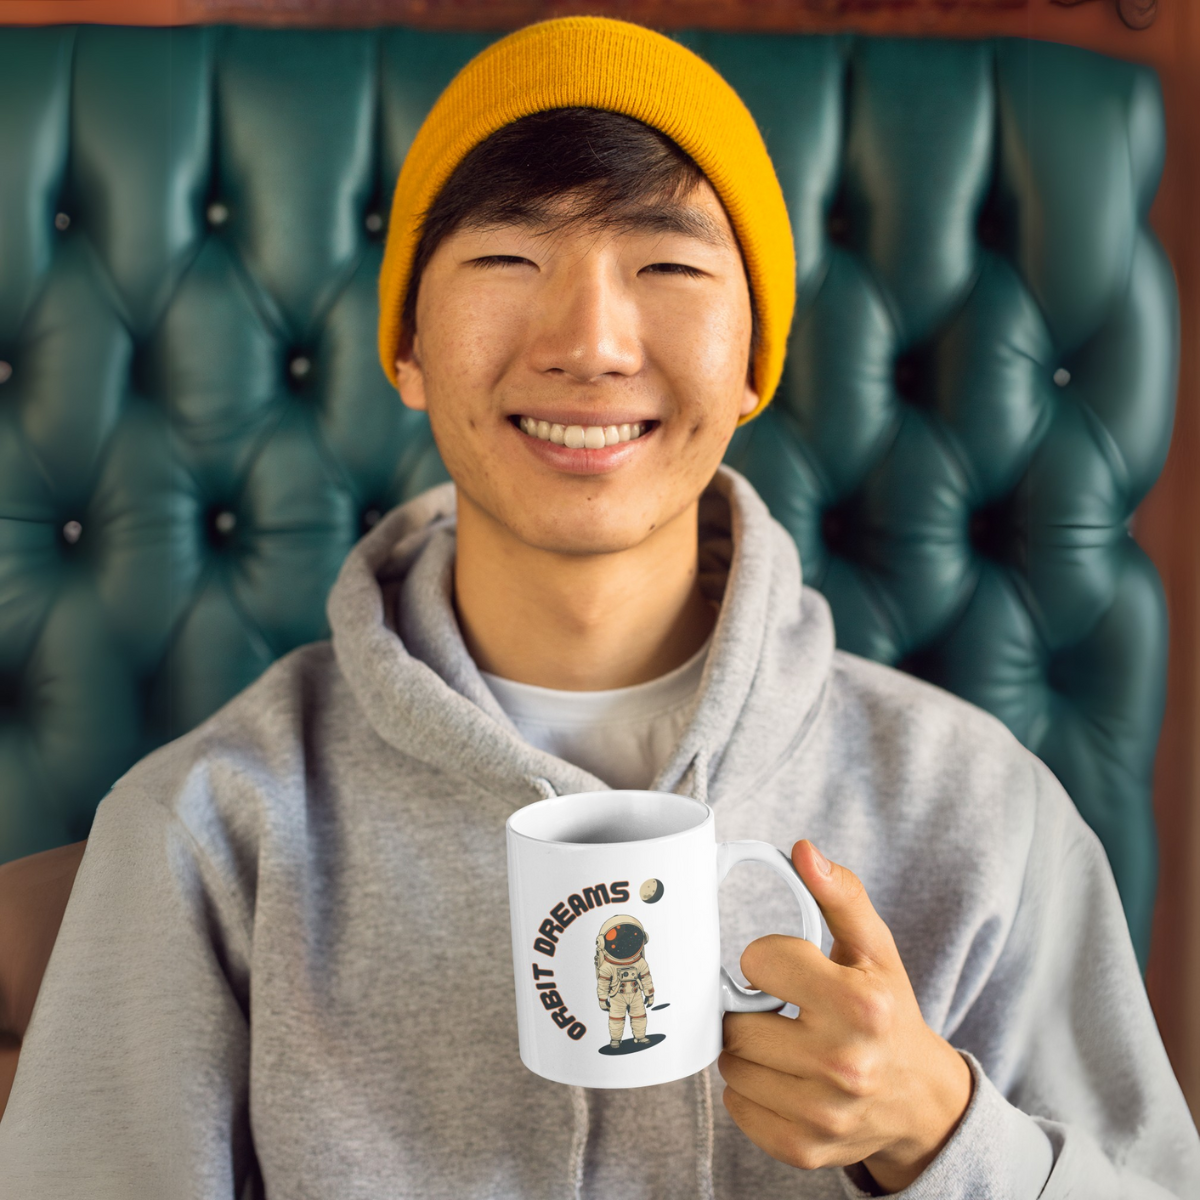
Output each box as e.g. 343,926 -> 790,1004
1138,0 -> 1200,1130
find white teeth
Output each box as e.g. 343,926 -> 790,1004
518,418 -> 649,447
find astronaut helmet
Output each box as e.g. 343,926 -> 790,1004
596,913 -> 648,962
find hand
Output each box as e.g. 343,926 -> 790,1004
600,1000 -> 610,1011
718,840 -> 973,1193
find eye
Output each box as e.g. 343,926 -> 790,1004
643,263 -> 706,278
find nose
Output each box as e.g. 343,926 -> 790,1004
527,254 -> 643,384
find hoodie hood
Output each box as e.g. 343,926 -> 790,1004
326,465 -> 836,813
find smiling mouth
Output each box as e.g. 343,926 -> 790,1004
512,416 -> 656,449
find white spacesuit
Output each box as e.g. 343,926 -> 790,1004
594,914 -> 655,1048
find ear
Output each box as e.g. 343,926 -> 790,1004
739,371 -> 760,419
394,331 -> 428,412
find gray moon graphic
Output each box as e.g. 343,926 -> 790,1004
639,878 -> 664,903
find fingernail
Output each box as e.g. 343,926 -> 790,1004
811,843 -> 832,876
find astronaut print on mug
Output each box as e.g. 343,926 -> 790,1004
595,915 -> 667,1055
525,877 -> 671,1059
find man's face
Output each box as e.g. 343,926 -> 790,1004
394,178 -> 758,556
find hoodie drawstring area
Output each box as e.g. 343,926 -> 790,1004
558,743 -> 718,1200
695,1061 -> 716,1200
531,778 -> 593,1200
568,1085 -> 591,1199
686,744 -> 717,1200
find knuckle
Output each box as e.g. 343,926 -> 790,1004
827,1049 -> 878,1099
722,1083 -> 749,1123
782,1134 -> 829,1173
849,981 -> 894,1035
808,1104 -> 855,1143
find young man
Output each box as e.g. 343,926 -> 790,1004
0,15 -> 1197,1199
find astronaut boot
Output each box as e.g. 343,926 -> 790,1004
632,1015 -> 649,1043
608,1017 -> 624,1048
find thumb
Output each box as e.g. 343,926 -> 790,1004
791,839 -> 897,971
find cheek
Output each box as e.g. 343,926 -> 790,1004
423,288 -> 520,393
652,293 -> 752,398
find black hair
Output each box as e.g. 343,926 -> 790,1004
398,106 -> 759,370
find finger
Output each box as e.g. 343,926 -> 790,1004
721,1075 -> 871,1173
722,1009 -> 843,1080
717,1048 -> 819,1128
791,840 -> 898,970
738,932 -> 843,1011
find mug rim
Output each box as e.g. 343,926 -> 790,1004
506,789 -> 712,848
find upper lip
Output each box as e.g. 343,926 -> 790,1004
508,410 -> 658,427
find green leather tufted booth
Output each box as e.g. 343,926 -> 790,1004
0,26 -> 1176,968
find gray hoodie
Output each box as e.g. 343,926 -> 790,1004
0,467 -> 1196,1200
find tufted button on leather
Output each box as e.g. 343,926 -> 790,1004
967,501 -> 1017,563
0,361 -> 11,384
54,212 -> 70,232
893,355 -> 923,401
361,507 -> 382,530
968,511 -> 989,550
61,520 -> 82,545
289,354 -> 312,381
821,507 -> 852,554
213,510 -> 237,536
0,673 -> 19,720
826,210 -> 850,245
206,201 -> 230,227
1053,367 -> 1071,387
364,212 -> 384,235
977,210 -> 1003,250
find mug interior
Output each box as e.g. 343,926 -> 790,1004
508,790 -> 709,846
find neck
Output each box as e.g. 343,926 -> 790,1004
453,493 -> 715,691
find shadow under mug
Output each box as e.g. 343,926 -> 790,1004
506,790 -> 824,1089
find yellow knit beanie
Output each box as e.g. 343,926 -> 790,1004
377,15 -> 795,423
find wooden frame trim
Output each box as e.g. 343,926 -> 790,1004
0,0 -> 1159,33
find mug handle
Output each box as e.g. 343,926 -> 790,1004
716,840 -> 824,1014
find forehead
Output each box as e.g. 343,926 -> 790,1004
459,178 -> 737,252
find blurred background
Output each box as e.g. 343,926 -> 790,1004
0,0 -> 1195,1123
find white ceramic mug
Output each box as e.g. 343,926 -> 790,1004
505,790 -> 824,1089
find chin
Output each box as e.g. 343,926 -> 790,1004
514,514 -> 655,557
487,488 -> 657,556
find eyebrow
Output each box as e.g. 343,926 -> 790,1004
610,204 -> 734,249
473,202 -> 734,250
